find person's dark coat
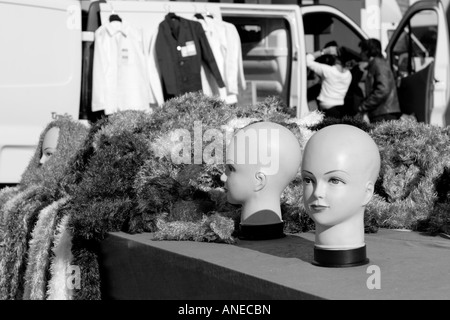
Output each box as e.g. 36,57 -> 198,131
360,57 -> 401,120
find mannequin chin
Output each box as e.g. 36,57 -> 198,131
39,127 -> 60,165
221,121 -> 302,240
302,124 -> 380,267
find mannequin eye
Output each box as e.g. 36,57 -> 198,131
329,177 -> 344,185
225,164 -> 235,173
302,176 -> 313,184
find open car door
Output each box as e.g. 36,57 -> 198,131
386,0 -> 450,126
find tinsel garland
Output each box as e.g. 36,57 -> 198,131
23,197 -> 70,300
46,214 -> 74,300
0,185 -> 54,300
367,118 -> 450,230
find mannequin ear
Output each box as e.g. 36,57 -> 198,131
254,172 -> 266,192
362,181 -> 375,206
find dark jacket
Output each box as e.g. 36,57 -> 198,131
359,56 -> 401,119
155,13 -> 225,99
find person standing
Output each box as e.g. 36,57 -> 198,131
306,42 -> 352,119
356,38 -> 401,123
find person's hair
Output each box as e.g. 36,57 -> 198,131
359,38 -> 382,58
317,40 -> 342,66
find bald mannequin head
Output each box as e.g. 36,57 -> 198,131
39,126 -> 60,165
221,121 -> 302,223
302,124 -> 380,249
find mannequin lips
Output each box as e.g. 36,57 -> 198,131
309,203 -> 329,212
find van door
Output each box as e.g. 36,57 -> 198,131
386,1 -> 450,126
0,0 -> 82,184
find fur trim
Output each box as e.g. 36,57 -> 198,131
23,197 -> 70,300
0,186 -> 20,213
0,186 -> 21,243
0,185 -> 51,300
46,214 -> 74,300
153,212 -> 236,244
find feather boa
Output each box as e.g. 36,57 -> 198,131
153,212 -> 236,244
0,186 -> 22,246
0,185 -> 20,214
23,197 -> 70,300
46,214 -> 74,300
0,185 -> 50,300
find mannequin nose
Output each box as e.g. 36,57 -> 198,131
39,154 -> 48,165
220,173 -> 227,183
313,181 -> 326,199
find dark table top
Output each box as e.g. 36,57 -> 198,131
103,228 -> 450,300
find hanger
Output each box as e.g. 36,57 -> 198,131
108,1 -> 122,23
193,4 -> 204,20
204,5 -> 213,18
194,13 -> 204,20
164,4 -> 179,20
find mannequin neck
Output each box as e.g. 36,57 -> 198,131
241,193 -> 282,223
314,211 -> 365,250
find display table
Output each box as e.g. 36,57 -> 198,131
99,229 -> 450,300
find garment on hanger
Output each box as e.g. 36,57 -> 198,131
146,27 -> 164,108
195,16 -> 246,104
92,20 -> 152,115
194,13 -> 227,100
155,13 -> 225,100
221,19 -> 246,104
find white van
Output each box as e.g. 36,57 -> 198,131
0,0 -> 368,184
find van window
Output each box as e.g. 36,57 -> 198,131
224,17 -> 292,107
303,12 -> 364,65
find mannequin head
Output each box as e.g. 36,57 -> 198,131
39,126 -> 60,165
221,121 -> 302,223
302,124 -> 380,250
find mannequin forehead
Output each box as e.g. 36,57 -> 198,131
42,127 -> 60,150
302,125 -> 380,178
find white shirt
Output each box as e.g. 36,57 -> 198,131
92,21 -> 152,115
196,16 -> 227,100
306,53 -> 352,109
196,16 -> 246,104
146,27 -> 164,108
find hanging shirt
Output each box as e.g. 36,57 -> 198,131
92,21 -> 152,115
221,19 -> 246,104
197,16 -> 246,104
155,13 -> 225,100
146,27 -> 164,108
195,14 -> 226,100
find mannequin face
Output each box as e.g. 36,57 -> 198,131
302,125 -> 379,228
39,127 -> 60,165
302,154 -> 372,227
221,162 -> 258,205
